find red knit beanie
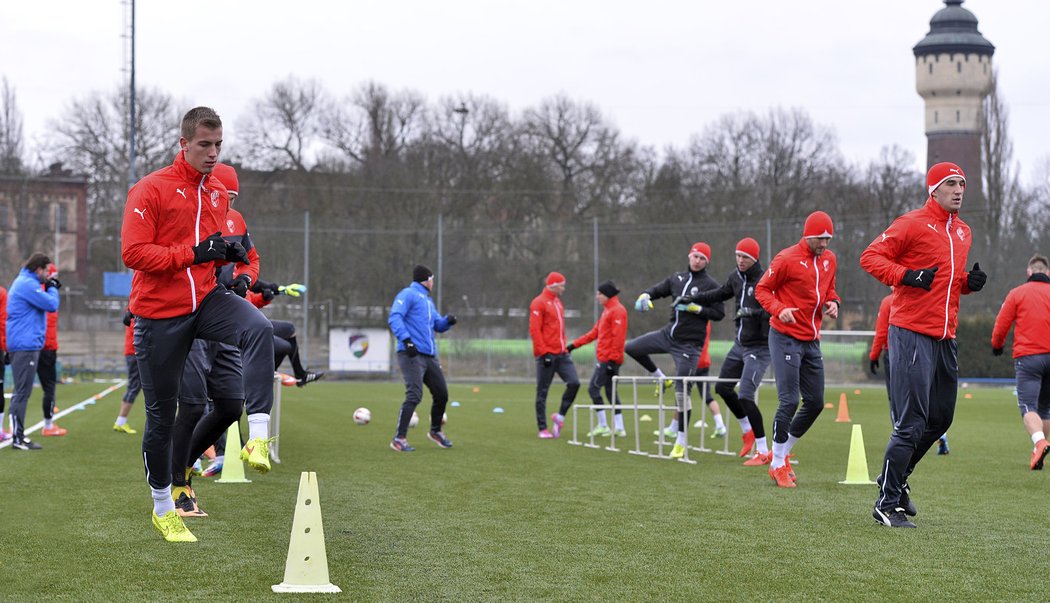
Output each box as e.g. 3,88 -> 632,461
735,237 -> 760,262
803,211 -> 834,239
927,162 -> 965,195
689,242 -> 712,261
546,272 -> 566,287
211,163 -> 239,196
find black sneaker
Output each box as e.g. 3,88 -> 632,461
11,439 -> 42,451
899,485 -> 918,517
174,492 -> 208,517
872,506 -> 917,528
296,371 -> 325,387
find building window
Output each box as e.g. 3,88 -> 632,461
929,63 -> 933,74
56,203 -> 68,232
957,62 -> 962,73
956,110 -> 961,123
934,111 -> 939,124
0,204 -> 7,228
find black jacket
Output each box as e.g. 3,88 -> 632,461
643,268 -> 724,343
688,262 -> 769,348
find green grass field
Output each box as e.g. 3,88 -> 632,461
3,379 -> 1046,601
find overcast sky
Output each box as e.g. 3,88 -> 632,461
3,0 -> 1047,182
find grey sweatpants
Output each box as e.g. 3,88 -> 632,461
8,350 -> 41,442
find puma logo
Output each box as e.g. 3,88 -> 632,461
208,241 -> 217,252
917,270 -> 924,280
881,233 -> 888,242
133,208 -> 146,220
175,188 -> 187,199
799,261 -> 808,269
927,224 -> 937,231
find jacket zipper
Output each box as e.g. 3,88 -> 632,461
810,258 -> 821,340
942,215 -> 955,340
187,175 -> 206,312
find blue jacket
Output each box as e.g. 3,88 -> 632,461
388,282 -> 453,356
6,268 -> 60,351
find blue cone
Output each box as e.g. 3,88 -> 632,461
493,407 -> 504,413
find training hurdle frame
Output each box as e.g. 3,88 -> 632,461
567,374 -> 775,463
269,374 -> 283,464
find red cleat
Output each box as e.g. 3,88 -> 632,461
1031,439 -> 1050,470
743,451 -> 771,466
42,425 -> 68,437
739,430 -> 755,457
769,464 -> 796,488
785,454 -> 797,482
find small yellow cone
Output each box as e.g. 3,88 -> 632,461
216,422 -> 251,484
835,392 -> 851,423
839,424 -> 876,484
964,393 -> 973,399
272,472 -> 341,593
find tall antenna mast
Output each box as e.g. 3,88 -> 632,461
123,0 -> 137,189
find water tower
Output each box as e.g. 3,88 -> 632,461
914,0 -> 994,196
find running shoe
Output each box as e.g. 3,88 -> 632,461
390,437 -> 416,452
587,426 -> 612,437
739,430 -> 755,457
240,437 -> 274,472
152,510 -> 197,542
113,423 -> 137,434
426,431 -> 453,449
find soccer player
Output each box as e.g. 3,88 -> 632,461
529,272 -> 580,439
388,265 -> 457,451
122,107 -> 275,542
5,253 -> 60,450
755,212 -> 840,488
114,309 -> 139,434
687,237 -> 772,463
566,280 -> 628,437
991,253 -> 1050,470
870,289 -> 949,455
860,162 -> 985,528
655,325 -> 727,438
0,283 -> 8,441
626,242 -> 725,459
39,264 -> 66,437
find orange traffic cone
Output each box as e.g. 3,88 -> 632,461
835,392 -> 851,423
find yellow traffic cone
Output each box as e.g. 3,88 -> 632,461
839,424 -> 876,484
216,422 -> 251,484
272,472 -> 341,593
835,392 -> 851,422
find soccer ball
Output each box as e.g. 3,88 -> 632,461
352,408 -> 371,425
409,411 -> 419,428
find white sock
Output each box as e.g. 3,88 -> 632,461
614,413 -> 624,431
713,413 -> 725,430
44,418 -> 54,429
653,368 -> 666,379
785,434 -> 800,455
152,486 -> 175,517
669,418 -> 679,432
738,417 -> 752,433
213,455 -> 225,464
597,410 -> 608,427
1033,431 -> 1046,446
676,431 -> 688,446
554,413 -> 564,424
771,441 -> 787,468
115,416 -> 128,427
247,413 -> 270,441
755,436 -> 769,455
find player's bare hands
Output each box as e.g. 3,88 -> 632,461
778,307 -> 799,323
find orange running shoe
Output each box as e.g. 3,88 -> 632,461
42,425 -> 68,437
739,430 -> 755,457
743,451 -> 772,466
769,464 -> 796,488
1031,439 -> 1050,470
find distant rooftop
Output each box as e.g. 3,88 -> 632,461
913,0 -> 995,57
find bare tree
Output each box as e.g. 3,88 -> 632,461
320,81 -> 426,168
236,77 -> 328,171
980,70 -> 1022,263
0,77 -> 24,174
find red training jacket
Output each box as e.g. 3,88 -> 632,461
571,295 -> 627,364
44,310 -> 58,351
869,294 -> 891,361
221,208 -> 260,284
529,288 -> 567,357
860,198 -> 975,340
0,286 -> 7,352
991,276 -> 1050,358
124,319 -> 135,356
121,151 -> 231,319
755,239 -> 840,341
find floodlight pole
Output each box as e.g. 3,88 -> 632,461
127,0 -> 137,190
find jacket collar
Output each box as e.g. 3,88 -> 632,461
410,281 -> 431,295
172,151 -> 210,186
602,295 -> 619,308
742,261 -> 763,279
795,238 -> 819,259
1028,273 -> 1050,284
923,197 -> 955,221
541,288 -> 560,302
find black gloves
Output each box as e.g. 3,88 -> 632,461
46,277 -> 62,290
261,287 -> 276,302
968,262 -> 986,292
870,358 -> 879,376
122,310 -> 133,327
3,352 -> 9,365
192,232 -> 227,264
542,354 -> 553,368
250,279 -> 275,294
992,347 -> 1004,357
736,307 -> 757,318
901,266 -> 939,291
566,343 -> 576,352
446,315 -> 458,326
403,339 -> 418,357
225,240 -> 249,264
230,274 -> 251,297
